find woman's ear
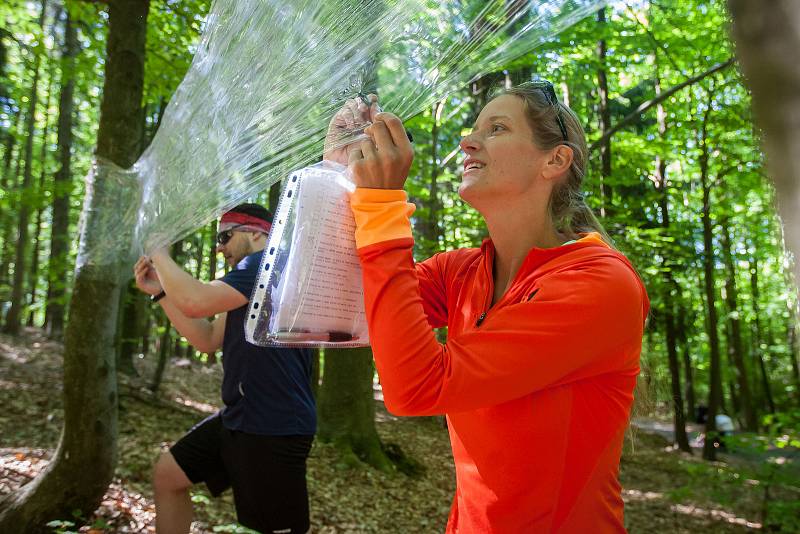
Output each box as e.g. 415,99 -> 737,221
543,145 -> 573,181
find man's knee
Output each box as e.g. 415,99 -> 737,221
153,451 -> 192,493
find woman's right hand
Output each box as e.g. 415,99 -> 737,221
323,94 -> 380,166
134,256 -> 163,296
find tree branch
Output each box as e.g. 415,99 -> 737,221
590,58 -> 735,151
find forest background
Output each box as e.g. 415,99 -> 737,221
0,0 -> 798,532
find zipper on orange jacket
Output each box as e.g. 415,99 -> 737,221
476,247 -> 495,328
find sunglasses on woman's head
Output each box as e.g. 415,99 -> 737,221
525,80 -> 569,143
216,224 -> 245,245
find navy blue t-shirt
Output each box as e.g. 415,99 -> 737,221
219,250 -> 316,436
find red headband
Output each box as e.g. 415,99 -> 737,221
219,212 -> 271,232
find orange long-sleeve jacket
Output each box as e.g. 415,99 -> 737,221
350,189 -> 650,533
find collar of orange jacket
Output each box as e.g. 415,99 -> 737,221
479,231 -> 609,254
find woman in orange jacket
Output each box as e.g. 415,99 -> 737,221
326,82 -> 649,533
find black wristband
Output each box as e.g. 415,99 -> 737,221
151,290 -> 166,303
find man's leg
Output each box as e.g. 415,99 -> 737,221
154,413 -> 230,534
223,433 -> 314,534
153,451 -> 193,534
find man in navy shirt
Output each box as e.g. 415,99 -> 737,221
134,203 -> 316,534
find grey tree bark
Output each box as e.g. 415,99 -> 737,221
0,1 -> 150,530
728,1 -> 800,288
317,347 -> 395,472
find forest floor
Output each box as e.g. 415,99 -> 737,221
1,328 -> 798,533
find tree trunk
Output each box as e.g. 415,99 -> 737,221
654,66 -> 690,452
0,110 -> 22,267
678,311 -> 696,422
149,313 -> 172,394
317,347 -> 394,472
26,71 -> 55,327
596,7 -> 612,218
789,315 -> 800,406
44,8 -> 77,338
728,0 -> 800,289
117,283 -> 143,377
698,97 -> 723,462
759,327 -> 776,414
207,221 -> 219,364
310,349 -> 320,399
140,305 -> 152,356
2,0 -> 47,335
420,100 -> 443,256
0,151 -> 24,292
720,221 -> 757,430
0,1 -> 149,530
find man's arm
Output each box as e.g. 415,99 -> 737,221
158,300 -> 227,354
150,249 -> 248,318
134,256 -> 233,353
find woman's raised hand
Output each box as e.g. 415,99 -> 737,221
323,94 -> 379,167
348,112 -> 414,190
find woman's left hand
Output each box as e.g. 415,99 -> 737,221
348,112 -> 414,190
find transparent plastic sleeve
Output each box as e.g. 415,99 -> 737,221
245,161 -> 369,348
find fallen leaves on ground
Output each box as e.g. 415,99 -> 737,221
2,328 -> 794,532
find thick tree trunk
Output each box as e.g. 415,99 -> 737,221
728,0 -> 800,289
3,0 -> 47,335
44,10 -> 77,338
720,221 -> 757,430
317,347 -> 394,472
0,1 -> 150,530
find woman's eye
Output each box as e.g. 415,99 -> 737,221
491,123 -> 505,133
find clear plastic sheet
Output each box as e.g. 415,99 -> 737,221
76,158 -> 142,269
79,0 -> 607,276
72,0 -> 608,268
245,161 -> 369,347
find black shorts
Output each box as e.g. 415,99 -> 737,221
170,413 -> 313,533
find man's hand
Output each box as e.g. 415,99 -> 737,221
348,112 -> 414,190
134,256 -> 163,296
324,94 -> 380,167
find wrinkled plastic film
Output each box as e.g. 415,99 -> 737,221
132,0 -> 419,257
119,0 -> 607,260
76,158 -> 142,269
245,161 -> 369,348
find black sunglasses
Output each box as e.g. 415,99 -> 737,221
526,80 -> 569,143
216,224 -> 245,245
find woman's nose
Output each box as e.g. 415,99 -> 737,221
459,132 -> 480,153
